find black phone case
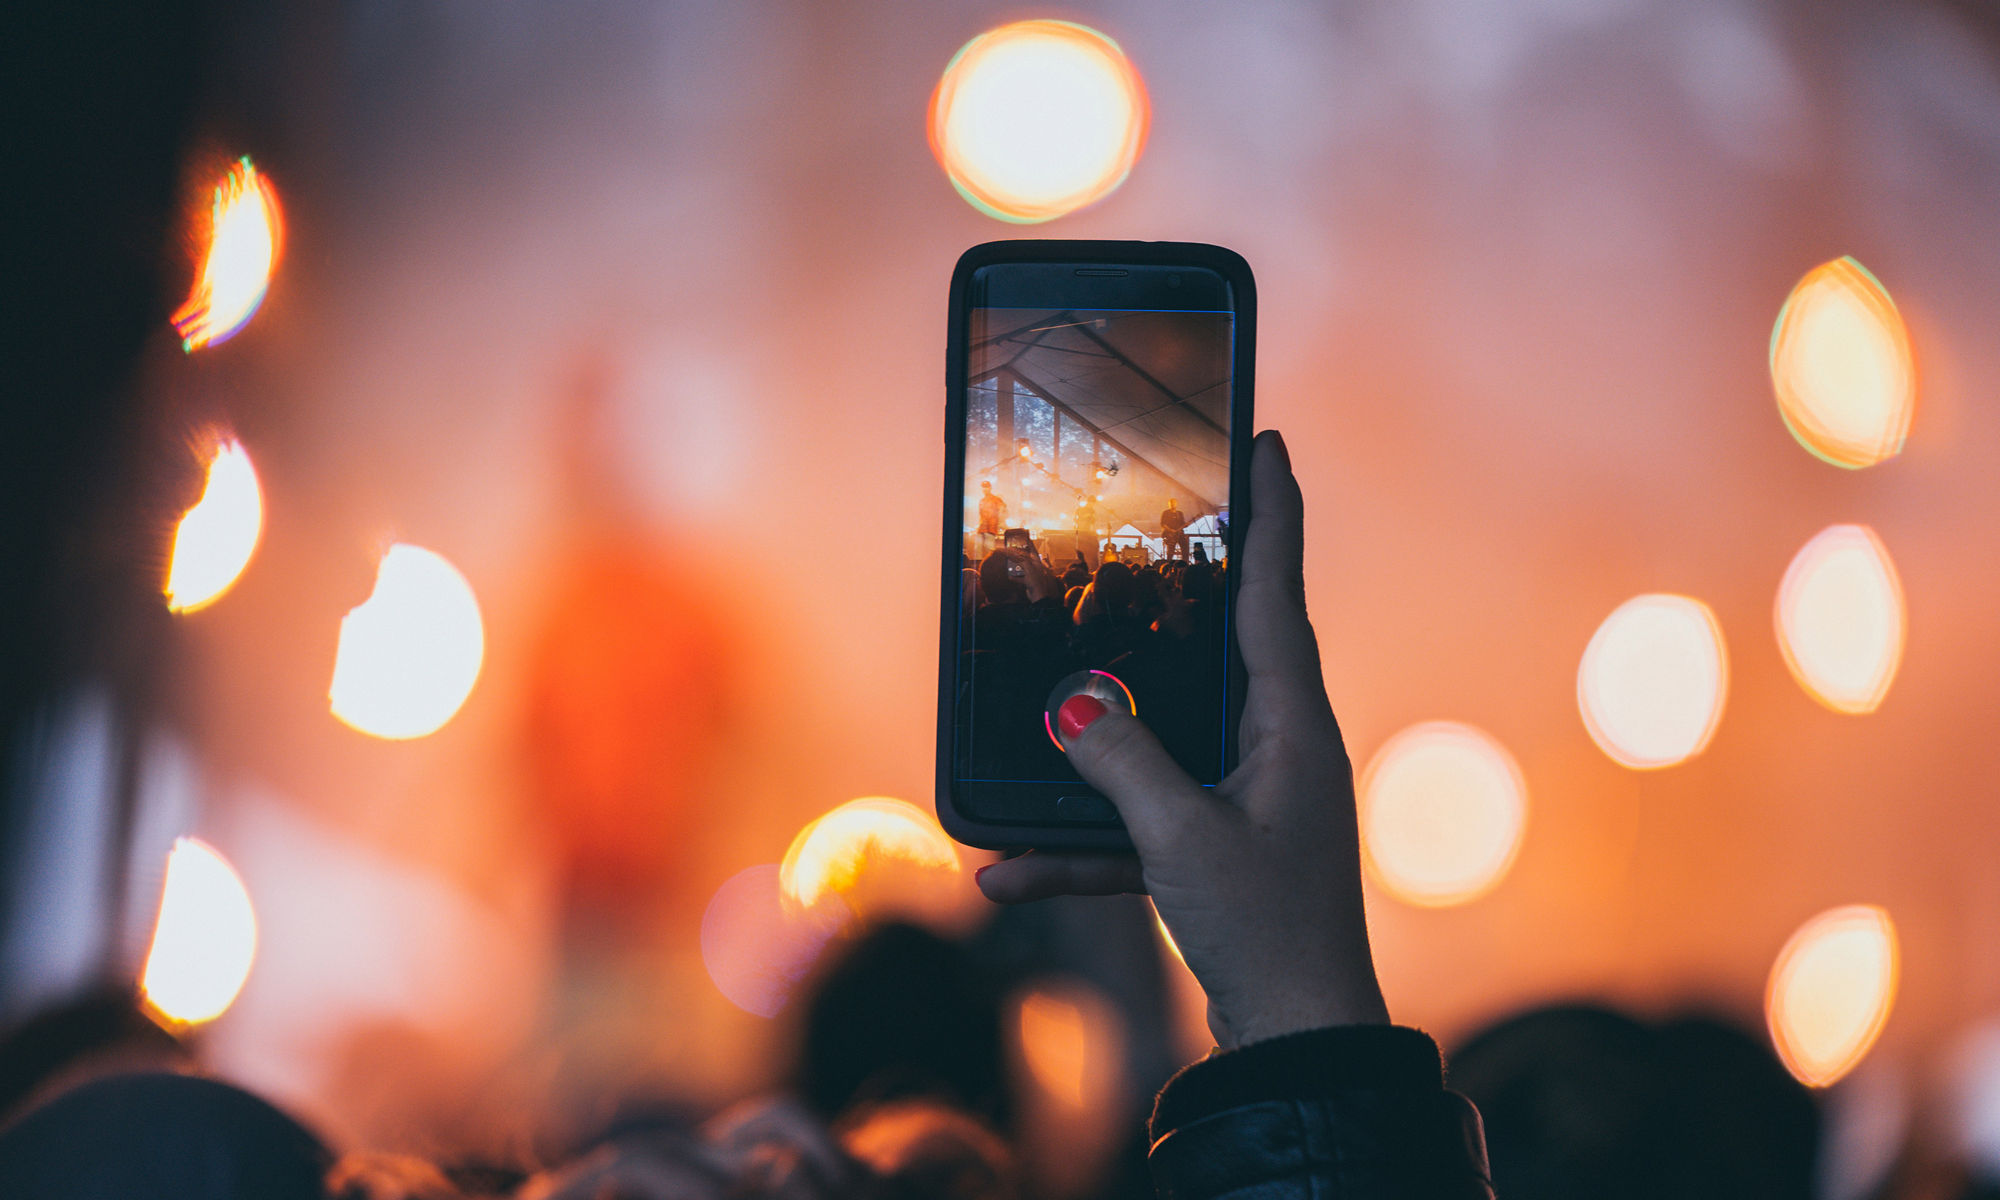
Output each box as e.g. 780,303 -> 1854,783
936,240 -> 1256,851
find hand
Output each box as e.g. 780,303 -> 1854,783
976,431 -> 1389,1049
1011,551 -> 1061,604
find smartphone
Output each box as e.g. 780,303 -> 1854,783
937,241 -> 1255,850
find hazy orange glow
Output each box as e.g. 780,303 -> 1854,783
1770,257 -> 1916,469
172,157 -> 283,352
1767,905 -> 1899,1087
779,797 -> 960,921
1015,984 -> 1124,1112
701,863 -> 845,1018
1578,594 -> 1729,769
1359,721 -> 1527,908
929,20 -> 1149,223
165,439 -> 263,613
141,838 -> 258,1027
328,544 -> 485,740
1777,525 -> 1906,715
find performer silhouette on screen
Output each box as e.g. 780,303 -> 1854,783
1161,497 -> 1189,561
976,481 -> 1006,556
1074,494 -> 1102,568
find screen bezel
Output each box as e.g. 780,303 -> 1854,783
937,241 -> 1256,851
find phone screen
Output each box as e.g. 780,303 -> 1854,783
954,300 -> 1235,790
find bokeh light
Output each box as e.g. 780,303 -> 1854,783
1767,904 -> 1899,1087
172,157 -> 283,352
929,20 -> 1149,223
1777,524 -> 1905,715
1359,721 -> 1527,908
1578,594 -> 1729,769
141,837 -> 258,1027
1769,256 -> 1916,469
1014,982 -> 1125,1113
165,439 -> 263,613
779,797 -> 961,923
328,544 -> 485,740
700,864 -> 845,1018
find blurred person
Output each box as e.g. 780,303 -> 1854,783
518,1095 -> 1021,1200
1074,495 -> 1102,565
0,1072 -> 333,1200
978,431 -> 1494,1198
839,1100 -> 1021,1200
1071,561 -> 1137,627
1062,584 -> 1085,622
1159,499 -> 1187,562
1446,1004 -> 1818,1200
960,567 -> 982,629
792,924 -> 1009,1132
1062,554 -> 1092,591
0,988 -> 186,1127
976,483 -> 1006,556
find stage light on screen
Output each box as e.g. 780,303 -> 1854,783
1767,904 -> 1899,1087
1770,257 -> 1915,469
780,797 -> 961,923
1578,594 -> 1728,769
1015,982 -> 1125,1112
701,863 -> 845,1018
172,157 -> 282,352
165,439 -> 262,613
329,544 -> 485,739
141,838 -> 257,1027
1778,525 -> 1905,714
1359,721 -> 1527,908
929,19 -> 1149,223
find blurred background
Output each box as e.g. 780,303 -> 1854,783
6,0 -> 2000,1196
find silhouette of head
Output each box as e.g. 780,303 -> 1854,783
1449,1004 -> 1818,1200
795,924 -> 1010,1132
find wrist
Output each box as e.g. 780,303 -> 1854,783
1213,977 -> 1390,1049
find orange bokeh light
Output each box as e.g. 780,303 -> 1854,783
779,797 -> 961,923
929,20 -> 1149,223
172,157 -> 283,352
1777,525 -> 1905,715
1767,904 -> 1899,1088
1359,721 -> 1527,908
141,838 -> 258,1027
1014,982 -> 1124,1113
1769,257 -> 1916,469
165,439 -> 263,613
328,544 -> 485,740
1578,594 -> 1729,770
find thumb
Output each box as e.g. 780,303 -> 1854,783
1057,698 -> 1213,854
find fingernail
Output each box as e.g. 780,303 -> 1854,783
1057,694 -> 1109,741
1269,430 -> 1291,470
973,864 -> 991,882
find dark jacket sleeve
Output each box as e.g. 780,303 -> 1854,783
1146,1025 -> 1493,1200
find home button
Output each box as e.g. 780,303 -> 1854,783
1057,794 -> 1118,823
